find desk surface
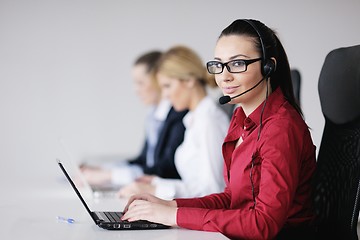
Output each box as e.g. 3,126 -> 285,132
0,175 -> 228,240
3,172 -> 360,240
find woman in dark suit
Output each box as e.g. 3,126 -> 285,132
81,51 -> 187,187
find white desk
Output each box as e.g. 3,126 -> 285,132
4,169 -> 360,240
0,175 -> 228,240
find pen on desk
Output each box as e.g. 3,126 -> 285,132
57,216 -> 75,224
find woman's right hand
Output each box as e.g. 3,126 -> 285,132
121,193 -> 178,227
123,193 -> 176,213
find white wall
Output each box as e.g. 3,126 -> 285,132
1,0 -> 360,186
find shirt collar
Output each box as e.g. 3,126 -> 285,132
231,87 -> 285,130
183,96 -> 212,128
154,99 -> 172,122
247,87 -> 285,127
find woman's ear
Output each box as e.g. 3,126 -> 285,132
271,57 -> 277,72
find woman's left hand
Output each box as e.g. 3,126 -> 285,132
135,175 -> 155,183
121,199 -> 178,227
117,182 -> 155,198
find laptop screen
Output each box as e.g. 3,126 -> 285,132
57,159 -> 98,224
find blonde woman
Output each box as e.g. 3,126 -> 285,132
118,46 -> 229,199
81,51 -> 187,187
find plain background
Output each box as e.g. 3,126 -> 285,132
1,0 -> 360,192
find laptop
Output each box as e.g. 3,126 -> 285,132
58,138 -> 121,198
57,159 -> 170,230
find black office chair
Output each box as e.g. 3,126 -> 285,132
312,44 -> 360,239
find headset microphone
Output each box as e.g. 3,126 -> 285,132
218,77 -> 267,105
218,95 -> 231,105
217,19 -> 276,106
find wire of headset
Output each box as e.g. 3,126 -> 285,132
249,76 -> 270,208
238,19 -> 274,208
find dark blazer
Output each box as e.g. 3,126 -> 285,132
129,107 -> 187,179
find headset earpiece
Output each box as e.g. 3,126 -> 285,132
263,59 -> 276,77
242,19 -> 275,78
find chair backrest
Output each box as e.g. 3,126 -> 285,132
312,44 -> 360,239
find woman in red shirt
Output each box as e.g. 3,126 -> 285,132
121,19 -> 316,239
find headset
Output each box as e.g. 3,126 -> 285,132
218,19 -> 276,105
241,19 -> 276,77
240,19 -> 275,208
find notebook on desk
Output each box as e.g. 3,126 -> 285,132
57,159 -> 170,230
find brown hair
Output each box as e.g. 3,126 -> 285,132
134,50 -> 162,73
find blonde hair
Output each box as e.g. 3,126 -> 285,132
154,45 -> 217,88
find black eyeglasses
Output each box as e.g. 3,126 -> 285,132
206,58 -> 262,74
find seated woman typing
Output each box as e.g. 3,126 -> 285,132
121,19 -> 316,239
118,45 -> 230,199
81,51 -> 187,187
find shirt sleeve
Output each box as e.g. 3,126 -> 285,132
151,176 -> 178,200
176,186 -> 232,209
176,120 -> 314,239
181,116 -> 226,197
111,164 -> 143,185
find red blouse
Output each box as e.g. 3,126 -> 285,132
175,88 -> 316,239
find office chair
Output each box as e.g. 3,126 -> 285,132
290,69 -> 301,106
312,44 -> 360,239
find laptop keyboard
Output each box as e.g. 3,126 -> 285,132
96,212 -> 126,222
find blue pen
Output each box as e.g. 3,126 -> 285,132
57,216 -> 75,224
